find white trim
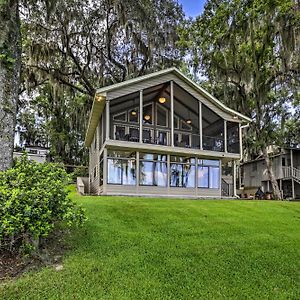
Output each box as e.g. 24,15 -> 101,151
105,100 -> 110,140
224,120 -> 227,153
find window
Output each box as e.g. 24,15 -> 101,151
139,153 -> 168,186
129,127 -> 139,142
107,159 -> 122,184
174,117 -> 179,129
198,160 -> 220,189
198,166 -> 209,188
107,151 -> 136,185
209,166 -> 220,188
113,112 -> 127,122
143,103 -> 153,125
115,126 -> 126,140
181,120 -> 192,131
129,108 -> 139,123
227,122 -> 240,153
156,130 -> 168,145
170,156 -> 196,188
202,104 -> 224,152
157,104 -> 168,127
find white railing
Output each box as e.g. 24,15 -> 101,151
282,166 -> 300,181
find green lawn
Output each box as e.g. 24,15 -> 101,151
1,187 -> 300,299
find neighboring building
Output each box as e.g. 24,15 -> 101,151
85,68 -> 251,198
13,145 -> 49,163
241,146 -> 300,199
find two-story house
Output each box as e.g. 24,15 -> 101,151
85,68 -> 251,198
241,145 -> 300,199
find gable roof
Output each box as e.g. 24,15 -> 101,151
85,67 -> 252,146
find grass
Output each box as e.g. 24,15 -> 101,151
1,186 -> 300,299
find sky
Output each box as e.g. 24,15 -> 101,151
178,0 -> 206,18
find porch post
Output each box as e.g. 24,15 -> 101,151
233,160 -> 237,197
291,149 -> 295,199
170,81 -> 174,147
139,90 -> 143,143
105,100 -> 110,140
224,120 -> 227,153
167,154 -> 170,193
280,179 -> 282,198
136,151 -> 140,188
239,123 -> 243,160
103,148 -> 108,193
195,158 -> 198,196
199,101 -> 203,150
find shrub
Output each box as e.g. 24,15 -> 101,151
0,154 -> 86,254
71,166 -> 88,182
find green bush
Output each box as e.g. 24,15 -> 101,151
71,166 -> 88,182
0,155 -> 86,254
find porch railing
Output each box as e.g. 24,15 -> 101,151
282,166 -> 300,183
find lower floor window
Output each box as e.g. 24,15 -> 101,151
105,152 -> 220,189
107,158 -> 136,185
198,160 -> 220,189
170,164 -> 196,187
140,161 -> 168,186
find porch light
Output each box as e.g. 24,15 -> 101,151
95,94 -> 105,102
144,114 -> 151,121
186,119 -> 192,124
158,97 -> 166,104
131,110 -> 137,116
233,115 -> 238,119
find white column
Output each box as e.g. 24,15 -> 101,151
170,81 -> 174,147
224,120 -> 227,153
195,158 -> 198,196
103,148 -> 108,193
105,100 -> 110,140
233,160 -> 237,197
199,101 -> 203,150
239,123 -> 243,160
139,90 -> 143,143
291,149 -> 295,199
220,160 -> 222,198
136,151 -> 140,188
167,154 -> 170,193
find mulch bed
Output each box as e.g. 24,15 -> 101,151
0,252 -> 32,280
0,229 -> 71,281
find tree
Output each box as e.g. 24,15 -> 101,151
22,0 -> 183,94
1,0 -> 184,169
0,0 -> 21,171
179,0 -> 300,199
19,0 -> 184,164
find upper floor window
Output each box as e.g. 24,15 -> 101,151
157,104 -> 168,127
113,112 -> 127,122
202,104 -> 224,152
129,108 -> 139,123
227,122 -> 240,153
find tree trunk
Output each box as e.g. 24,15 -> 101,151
0,0 -> 21,171
262,147 -> 282,200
